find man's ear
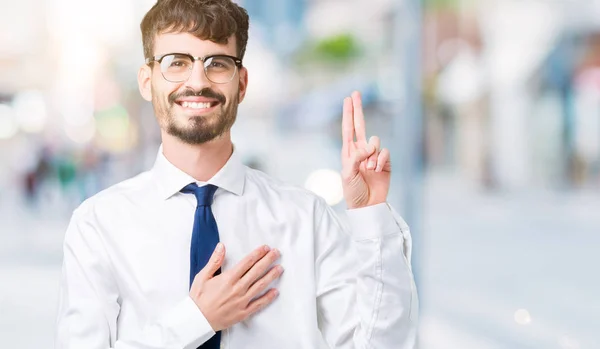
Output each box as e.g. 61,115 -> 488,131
237,66 -> 248,103
138,64 -> 153,102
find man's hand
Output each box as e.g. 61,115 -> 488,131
190,243 -> 283,331
341,91 -> 391,209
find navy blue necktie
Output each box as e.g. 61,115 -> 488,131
180,183 -> 221,348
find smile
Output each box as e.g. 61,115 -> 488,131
175,100 -> 221,113
180,101 -> 216,109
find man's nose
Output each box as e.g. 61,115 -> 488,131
184,61 -> 211,91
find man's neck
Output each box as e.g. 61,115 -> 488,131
161,132 -> 233,182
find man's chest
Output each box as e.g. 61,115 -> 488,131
107,202 -> 325,348
103,200 -> 318,305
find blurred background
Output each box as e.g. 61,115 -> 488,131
1,0 -> 599,347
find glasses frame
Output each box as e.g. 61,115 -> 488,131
145,53 -> 243,84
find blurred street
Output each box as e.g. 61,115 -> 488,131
3,0 -> 600,347
0,187 -> 64,348
419,174 -> 600,349
1,173 -> 598,348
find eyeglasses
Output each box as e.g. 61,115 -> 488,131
145,53 -> 243,84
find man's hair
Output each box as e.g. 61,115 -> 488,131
140,0 -> 249,61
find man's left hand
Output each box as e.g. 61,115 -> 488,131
341,91 -> 391,209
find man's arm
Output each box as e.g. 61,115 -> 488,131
55,205 -> 282,349
314,200 -> 418,349
55,206 -> 215,349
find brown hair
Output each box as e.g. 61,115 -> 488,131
140,0 -> 249,61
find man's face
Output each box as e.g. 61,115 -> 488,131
139,32 -> 248,144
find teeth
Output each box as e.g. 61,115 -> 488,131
181,101 -> 212,109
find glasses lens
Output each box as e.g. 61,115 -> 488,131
204,56 -> 237,84
160,54 -> 193,82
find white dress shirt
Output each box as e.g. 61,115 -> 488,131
55,147 -> 418,349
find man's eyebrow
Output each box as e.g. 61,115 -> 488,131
161,52 -> 235,57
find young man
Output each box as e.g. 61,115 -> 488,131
54,1 -> 418,348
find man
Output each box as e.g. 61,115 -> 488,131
54,0 -> 418,348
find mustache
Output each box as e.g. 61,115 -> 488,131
169,88 -> 226,105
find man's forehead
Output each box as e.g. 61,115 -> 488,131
153,32 -> 237,56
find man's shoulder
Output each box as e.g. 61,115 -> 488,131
244,167 -> 328,208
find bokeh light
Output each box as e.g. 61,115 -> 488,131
304,169 -> 344,206
514,309 -> 532,326
13,91 -> 48,134
0,104 -> 18,140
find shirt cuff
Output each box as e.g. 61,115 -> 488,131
162,296 -> 216,348
346,202 -> 402,241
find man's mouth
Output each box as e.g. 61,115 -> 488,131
170,88 -> 225,112
175,98 -> 221,112
178,101 -> 219,110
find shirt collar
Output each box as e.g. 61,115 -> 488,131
151,144 -> 246,200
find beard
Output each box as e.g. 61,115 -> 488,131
153,86 -> 238,145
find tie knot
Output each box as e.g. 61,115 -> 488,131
180,183 -> 218,206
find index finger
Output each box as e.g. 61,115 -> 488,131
342,97 -> 354,149
351,91 -> 367,144
231,245 -> 271,280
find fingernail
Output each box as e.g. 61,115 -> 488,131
216,243 -> 223,252
367,161 -> 375,170
376,165 -> 382,172
274,289 -> 279,296
277,265 -> 284,273
264,245 -> 271,252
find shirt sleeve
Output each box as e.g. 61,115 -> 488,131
54,205 -> 215,349
314,201 -> 419,349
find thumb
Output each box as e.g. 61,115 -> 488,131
350,144 -> 376,173
197,243 -> 225,282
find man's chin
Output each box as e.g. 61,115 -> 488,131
168,129 -> 219,145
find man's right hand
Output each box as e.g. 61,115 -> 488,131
189,243 -> 283,332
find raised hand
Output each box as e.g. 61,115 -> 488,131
341,91 -> 391,209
